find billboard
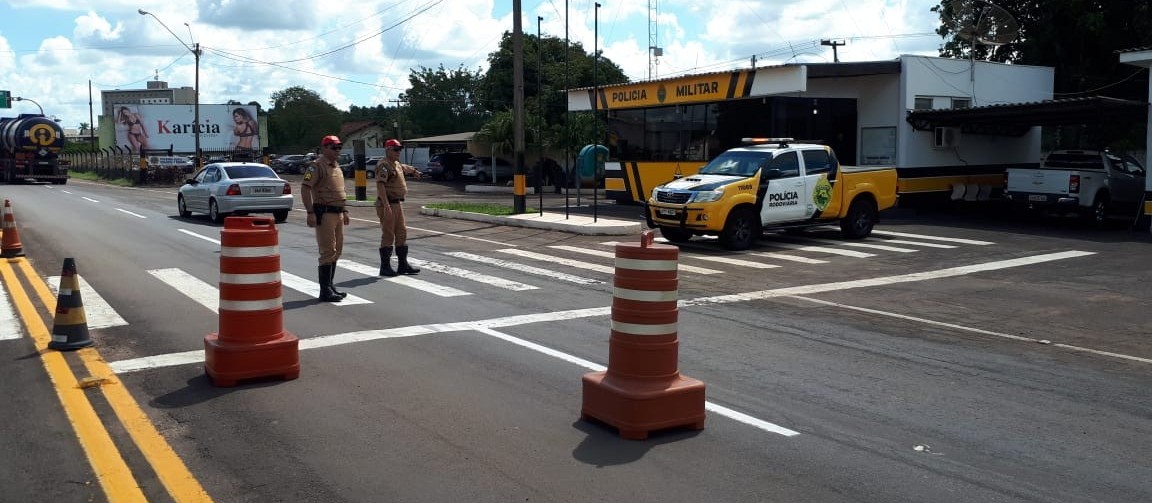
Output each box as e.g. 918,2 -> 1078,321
112,104 -> 260,153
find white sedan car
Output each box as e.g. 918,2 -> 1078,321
178,163 -> 293,223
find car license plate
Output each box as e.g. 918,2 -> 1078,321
252,187 -> 273,194
657,208 -> 677,217
1028,194 -> 1047,202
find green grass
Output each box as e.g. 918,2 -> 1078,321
425,202 -> 537,215
68,170 -> 134,187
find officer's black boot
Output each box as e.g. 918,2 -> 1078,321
378,247 -> 397,277
328,264 -> 347,299
396,245 -> 420,275
317,264 -> 342,302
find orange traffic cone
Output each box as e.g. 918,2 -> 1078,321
1,200 -> 25,258
49,258 -> 94,350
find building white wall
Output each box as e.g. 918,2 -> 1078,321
898,55 -> 1053,168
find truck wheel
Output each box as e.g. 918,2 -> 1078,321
841,198 -> 877,239
273,210 -> 289,223
659,226 -> 693,243
1085,195 -> 1109,225
720,208 -> 760,250
477,172 -> 489,184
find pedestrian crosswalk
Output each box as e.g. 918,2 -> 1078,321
0,229 -> 997,337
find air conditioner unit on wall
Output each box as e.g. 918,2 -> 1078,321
933,126 -> 960,149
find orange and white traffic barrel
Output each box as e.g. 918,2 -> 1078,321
204,216 -> 299,387
581,230 -> 706,440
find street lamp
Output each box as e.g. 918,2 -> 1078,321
13,97 -> 44,115
139,9 -> 201,167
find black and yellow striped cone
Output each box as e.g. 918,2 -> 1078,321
49,258 -> 93,351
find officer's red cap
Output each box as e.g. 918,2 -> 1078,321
385,139 -> 403,148
321,135 -> 342,146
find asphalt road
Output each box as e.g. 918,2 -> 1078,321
1,176 -> 1150,502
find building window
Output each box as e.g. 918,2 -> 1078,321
914,97 -> 934,110
952,98 -> 971,109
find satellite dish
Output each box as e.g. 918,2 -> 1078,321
975,4 -> 1018,46
942,0 -> 1018,53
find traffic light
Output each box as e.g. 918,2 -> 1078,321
0,90 -> 10,109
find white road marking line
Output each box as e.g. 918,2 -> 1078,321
550,245 -> 723,275
61,190 -> 73,194
791,237 -> 919,253
748,252 -> 829,264
683,250 -> 1096,306
475,326 -> 801,437
111,250 -> 1104,372
0,283 -> 22,340
178,228 -> 221,245
444,252 -> 604,285
338,259 -> 470,297
870,239 -> 956,249
792,295 -> 1152,365
406,258 -> 537,291
47,275 -> 128,330
147,268 -> 219,313
82,196 -> 99,203
602,242 -> 780,269
116,208 -> 147,219
870,230 -> 994,245
498,248 -> 615,274
760,242 -> 875,258
280,270 -> 373,304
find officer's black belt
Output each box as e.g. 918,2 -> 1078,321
380,198 -> 405,204
315,205 -> 346,213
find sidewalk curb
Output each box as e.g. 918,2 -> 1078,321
419,207 -> 642,236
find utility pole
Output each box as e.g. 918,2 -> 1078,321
512,0 -> 527,214
820,39 -> 845,63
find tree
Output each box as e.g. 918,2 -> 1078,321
933,0 -> 1152,100
266,86 -> 343,150
401,65 -> 490,136
475,32 -> 630,157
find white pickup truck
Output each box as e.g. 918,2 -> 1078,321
1005,149 -> 1147,223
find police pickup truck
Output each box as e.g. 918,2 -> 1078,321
646,138 -> 899,250
1005,149 -> 1147,224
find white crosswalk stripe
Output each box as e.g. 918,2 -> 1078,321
870,230 -> 993,245
406,258 -> 538,291
788,237 -> 919,253
549,245 -> 723,275
444,251 -> 604,285
280,270 -> 374,304
338,259 -> 470,297
148,268 -> 220,313
601,242 -> 780,269
760,242 -> 876,258
47,275 -> 129,329
497,248 -> 615,274
872,238 -> 957,249
0,284 -> 22,340
748,252 -> 830,264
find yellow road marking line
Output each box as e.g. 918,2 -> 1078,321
15,258 -> 213,503
0,258 -> 147,502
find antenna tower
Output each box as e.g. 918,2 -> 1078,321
648,0 -> 661,79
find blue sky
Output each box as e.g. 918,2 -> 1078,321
0,0 -> 944,129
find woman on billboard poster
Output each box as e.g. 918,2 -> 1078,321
117,106 -> 150,153
230,107 -> 259,151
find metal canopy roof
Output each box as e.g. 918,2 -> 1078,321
905,96 -> 1149,136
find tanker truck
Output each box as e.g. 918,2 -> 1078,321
0,114 -> 68,184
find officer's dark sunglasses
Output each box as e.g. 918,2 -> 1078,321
326,144 -> 343,151
389,147 -> 402,152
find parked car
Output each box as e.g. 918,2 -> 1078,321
461,156 -> 514,183
177,163 -> 293,224
364,157 -> 382,178
276,154 -> 311,175
423,152 -> 475,180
